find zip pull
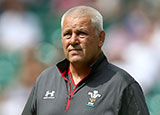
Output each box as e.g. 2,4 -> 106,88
66,95 -> 71,110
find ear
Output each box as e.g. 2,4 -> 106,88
98,31 -> 105,48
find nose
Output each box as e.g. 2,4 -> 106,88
70,33 -> 79,45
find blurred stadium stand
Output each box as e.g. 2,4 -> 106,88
0,0 -> 160,114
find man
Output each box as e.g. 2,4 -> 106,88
22,6 -> 150,115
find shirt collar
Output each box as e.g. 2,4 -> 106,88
56,51 -> 108,74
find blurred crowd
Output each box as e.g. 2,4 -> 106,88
0,0 -> 160,115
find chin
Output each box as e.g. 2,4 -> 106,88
70,59 -> 82,64
69,57 -> 84,64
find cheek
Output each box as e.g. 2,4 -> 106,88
85,39 -> 98,48
62,39 -> 68,49
79,41 -> 88,51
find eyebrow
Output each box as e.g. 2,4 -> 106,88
62,27 -> 90,35
62,29 -> 71,34
78,28 -> 89,32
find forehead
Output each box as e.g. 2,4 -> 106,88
62,13 -> 93,30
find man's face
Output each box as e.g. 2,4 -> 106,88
61,15 -> 104,65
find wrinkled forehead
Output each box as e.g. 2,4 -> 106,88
62,10 -> 94,29
62,16 -> 93,30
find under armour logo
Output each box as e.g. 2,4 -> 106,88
43,90 -> 55,99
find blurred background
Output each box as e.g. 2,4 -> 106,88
0,0 -> 160,114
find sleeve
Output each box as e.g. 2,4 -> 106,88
21,84 -> 37,115
118,82 -> 150,115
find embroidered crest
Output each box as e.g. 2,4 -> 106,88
86,90 -> 101,107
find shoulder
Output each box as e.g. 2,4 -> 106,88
40,65 -> 58,77
35,65 -> 59,85
97,55 -> 137,86
106,63 -> 137,86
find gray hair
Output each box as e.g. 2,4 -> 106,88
61,6 -> 103,34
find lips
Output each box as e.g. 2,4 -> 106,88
68,48 -> 82,52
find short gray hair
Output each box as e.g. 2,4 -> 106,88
61,6 -> 103,34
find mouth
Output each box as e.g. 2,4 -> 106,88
68,48 -> 82,52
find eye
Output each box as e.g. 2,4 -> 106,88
63,32 -> 72,39
64,33 -> 70,36
78,31 -> 88,37
80,32 -> 87,35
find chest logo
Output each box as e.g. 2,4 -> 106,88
43,90 -> 55,99
86,90 -> 101,107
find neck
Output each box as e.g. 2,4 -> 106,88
70,63 -> 91,77
69,63 -> 91,85
69,51 -> 101,84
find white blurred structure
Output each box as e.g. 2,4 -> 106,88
0,1 -> 43,51
0,85 -> 31,115
103,7 -> 160,94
